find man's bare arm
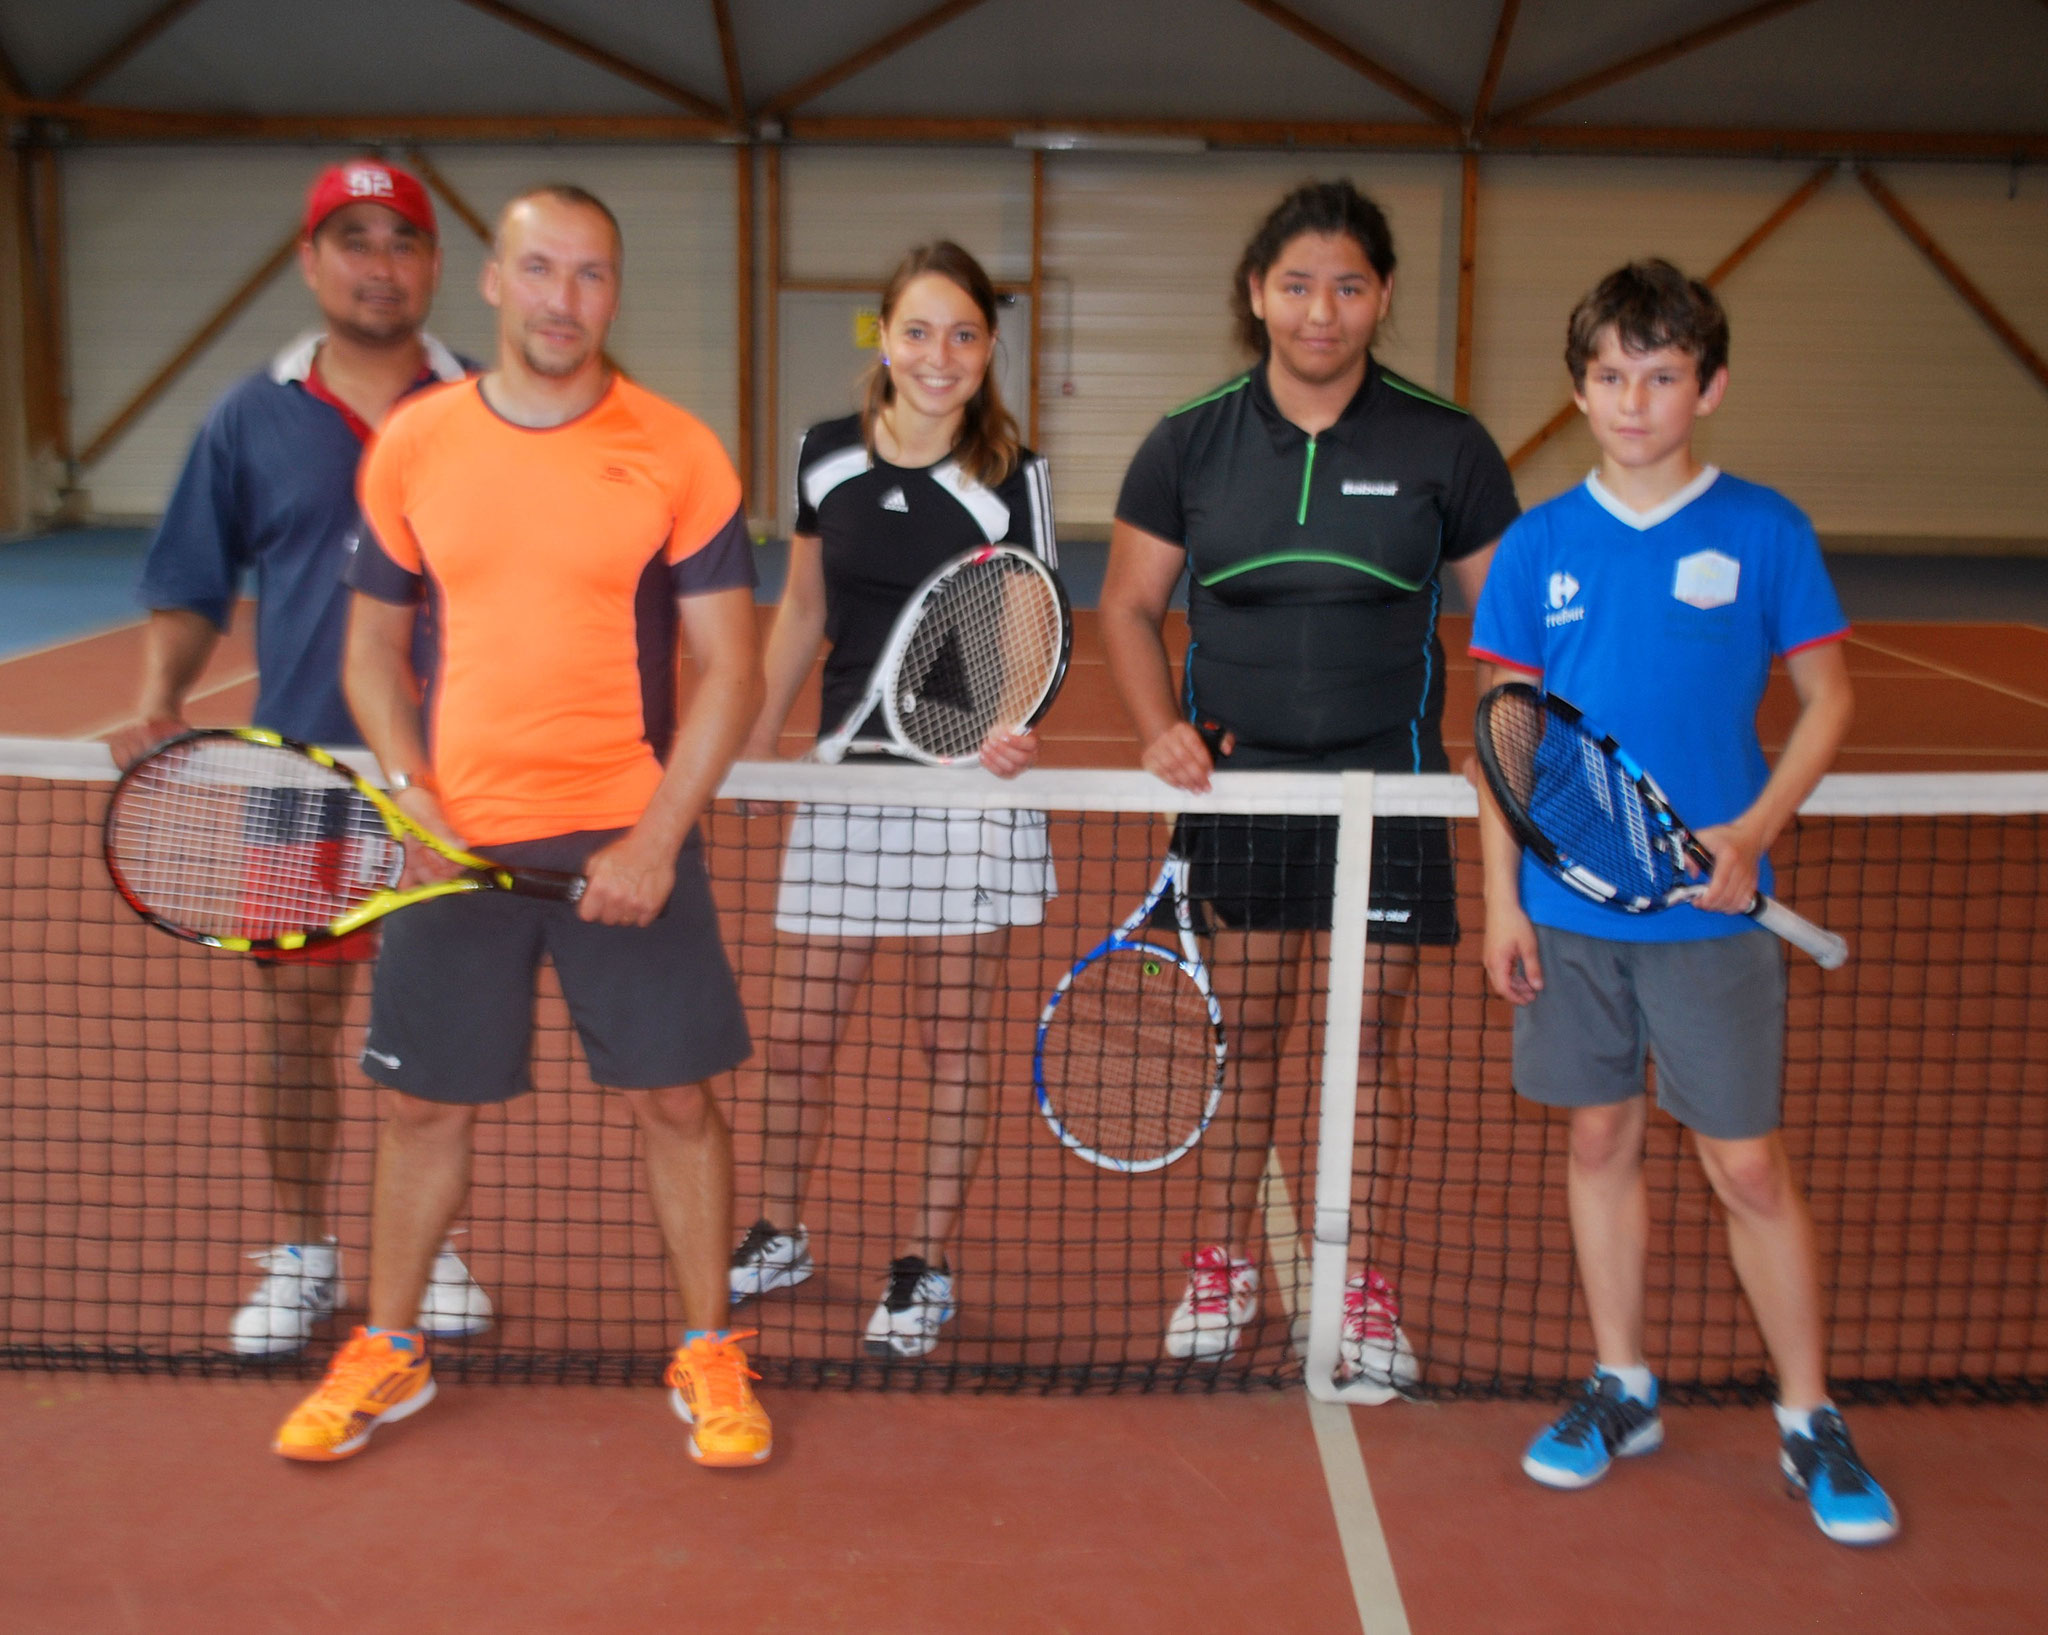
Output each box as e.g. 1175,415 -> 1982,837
579,585 -> 764,927
342,591 -> 463,881
108,609 -> 221,768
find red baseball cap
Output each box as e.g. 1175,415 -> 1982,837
303,159 -> 438,239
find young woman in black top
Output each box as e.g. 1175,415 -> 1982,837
731,242 -> 1057,1359
1103,181 -> 1519,1375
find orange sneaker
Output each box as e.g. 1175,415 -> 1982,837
666,1330 -> 772,1467
273,1327 -> 436,1462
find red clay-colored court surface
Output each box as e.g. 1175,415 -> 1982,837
4,600 -> 2046,1634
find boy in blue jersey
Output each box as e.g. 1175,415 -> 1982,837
109,160 -> 490,1357
1470,261 -> 1896,1545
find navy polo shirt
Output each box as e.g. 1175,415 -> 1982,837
138,332 -> 471,745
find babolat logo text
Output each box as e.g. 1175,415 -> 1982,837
345,166 -> 396,199
1545,571 -> 1584,626
1341,479 -> 1399,496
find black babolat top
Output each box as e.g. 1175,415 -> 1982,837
1116,359 -> 1518,771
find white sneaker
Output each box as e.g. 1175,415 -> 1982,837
729,1219 -> 814,1302
863,1256 -> 955,1358
1339,1269 -> 1418,1390
229,1241 -> 345,1357
1164,1246 -> 1258,1360
417,1237 -> 492,1338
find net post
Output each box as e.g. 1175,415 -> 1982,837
1305,770 -> 1377,1403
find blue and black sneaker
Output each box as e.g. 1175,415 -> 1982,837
1522,1371 -> 1663,1489
1780,1408 -> 1899,1545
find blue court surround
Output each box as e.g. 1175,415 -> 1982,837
0,528 -> 152,659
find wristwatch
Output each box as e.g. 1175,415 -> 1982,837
387,768 -> 438,795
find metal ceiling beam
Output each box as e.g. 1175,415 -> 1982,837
59,0 -> 211,101
1858,165 -> 2048,395
1469,0 -> 1521,133
784,114 -> 1462,147
1492,0 -> 1823,127
710,0 -> 746,121
1506,160 -> 1838,470
12,101 -> 2041,165
14,103 -> 731,141
1482,124 -> 2048,162
1231,0 -> 1458,124
449,0 -> 728,122
763,0 -> 992,116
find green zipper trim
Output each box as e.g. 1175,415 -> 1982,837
1296,437 -> 1318,525
1197,551 -> 1424,593
1379,369 -> 1468,414
1167,373 -> 1251,417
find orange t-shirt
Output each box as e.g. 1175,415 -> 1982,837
352,376 -> 747,845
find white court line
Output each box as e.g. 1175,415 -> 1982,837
72,668 -> 259,742
1262,1150 -> 1412,1635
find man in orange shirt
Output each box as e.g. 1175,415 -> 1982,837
274,185 -> 770,1467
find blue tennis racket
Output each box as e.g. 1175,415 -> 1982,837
1034,854 -> 1227,1172
1474,682 -> 1847,968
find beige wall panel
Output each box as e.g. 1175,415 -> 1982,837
1039,153 -> 1457,530
66,149 -> 338,519
783,148 -> 1033,284
66,147 -> 736,519
1476,159 -> 2048,539
1470,158 -> 1811,509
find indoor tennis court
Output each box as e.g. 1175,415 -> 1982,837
3,5 -> 2046,1633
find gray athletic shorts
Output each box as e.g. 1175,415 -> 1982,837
362,829 -> 752,1106
1512,923 -> 1786,1140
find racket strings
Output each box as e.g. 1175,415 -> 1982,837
895,556 -> 1065,761
1485,695 -> 1683,902
1039,947 -> 1219,1166
107,740 -> 402,939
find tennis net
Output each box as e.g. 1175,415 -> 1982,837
3,738 -> 2044,1401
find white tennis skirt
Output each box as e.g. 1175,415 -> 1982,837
774,803 -> 1057,937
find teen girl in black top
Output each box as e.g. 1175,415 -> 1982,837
732,242 -> 1056,1361
1103,181 -> 1518,1373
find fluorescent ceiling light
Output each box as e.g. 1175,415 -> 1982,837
1011,131 -> 1208,154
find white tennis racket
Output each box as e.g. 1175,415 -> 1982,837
812,544 -> 1071,766
1034,854 -> 1227,1173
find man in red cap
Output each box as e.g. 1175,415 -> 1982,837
111,158 -> 491,1357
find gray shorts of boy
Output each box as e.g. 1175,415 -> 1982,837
1512,923 -> 1786,1140
362,829 -> 752,1106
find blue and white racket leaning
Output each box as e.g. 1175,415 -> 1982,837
1034,854 -> 1227,1172
1474,682 -> 1848,968
812,544 -> 1072,766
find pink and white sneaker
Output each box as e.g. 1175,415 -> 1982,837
1165,1245 -> 1259,1360
1340,1268 -> 1418,1389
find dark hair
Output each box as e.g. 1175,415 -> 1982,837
860,240 -> 1020,488
494,183 -> 624,265
1565,259 -> 1728,388
1230,180 -> 1397,355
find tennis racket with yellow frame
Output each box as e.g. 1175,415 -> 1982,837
104,728 -> 584,953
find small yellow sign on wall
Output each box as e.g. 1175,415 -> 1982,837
853,309 -> 882,350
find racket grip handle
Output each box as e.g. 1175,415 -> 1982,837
504,868 -> 587,903
1750,893 -> 1849,969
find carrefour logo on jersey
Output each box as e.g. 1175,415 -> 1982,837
1544,571 -> 1584,627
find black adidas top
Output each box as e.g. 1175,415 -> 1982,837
1116,359 -> 1518,771
794,413 -> 1057,745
